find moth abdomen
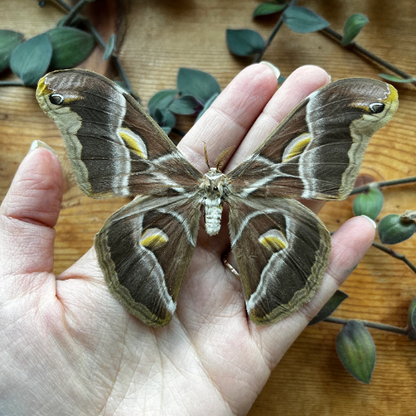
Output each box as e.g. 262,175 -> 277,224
204,198 -> 223,236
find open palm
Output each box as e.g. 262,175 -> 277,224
0,65 -> 375,416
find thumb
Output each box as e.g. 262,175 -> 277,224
0,141 -> 63,300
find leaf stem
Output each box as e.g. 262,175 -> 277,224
253,0 -> 298,64
371,242 -> 416,275
59,0 -> 92,26
82,20 -> 140,102
324,316 -> 407,335
350,176 -> 416,195
322,27 -> 416,86
171,128 -> 186,138
0,81 -> 27,87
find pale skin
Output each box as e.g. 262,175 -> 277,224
0,65 -> 376,416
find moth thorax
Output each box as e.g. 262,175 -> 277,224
202,168 -> 227,236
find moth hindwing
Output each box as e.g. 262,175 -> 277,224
36,70 -> 398,326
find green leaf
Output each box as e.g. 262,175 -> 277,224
253,3 -> 286,17
161,126 -> 172,135
379,73 -> 414,83
169,95 -> 200,115
154,108 -> 176,131
10,33 -> 52,86
352,188 -> 384,220
226,29 -> 265,57
309,290 -> 348,326
103,34 -> 115,61
283,6 -> 329,34
47,27 -> 94,70
196,93 -> 219,122
278,75 -> 286,84
336,320 -> 376,384
342,13 -> 369,46
148,89 -> 179,117
177,68 -> 221,104
378,214 -> 416,245
407,297 -> 416,341
0,30 -> 24,73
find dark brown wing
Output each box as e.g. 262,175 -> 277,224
36,69 -> 202,199
228,79 -> 398,200
227,195 -> 331,325
95,194 -> 201,327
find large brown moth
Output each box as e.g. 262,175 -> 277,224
36,69 -> 398,327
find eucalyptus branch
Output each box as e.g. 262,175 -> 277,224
253,0 -> 298,64
53,0 -> 140,102
324,316 -> 407,335
322,27 -> 416,87
350,176 -> 416,195
371,241 -> 416,275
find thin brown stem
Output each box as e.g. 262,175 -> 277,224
322,27 -> 416,86
324,316 -> 407,335
59,0 -> 92,26
350,176 -> 416,195
371,242 -> 416,275
0,81 -> 27,87
253,0 -> 298,63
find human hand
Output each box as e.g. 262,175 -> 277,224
0,64 -> 376,416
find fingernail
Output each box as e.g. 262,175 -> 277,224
360,215 -> 377,229
29,140 -> 58,157
260,61 -> 281,79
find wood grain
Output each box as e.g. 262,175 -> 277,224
1,0 -> 415,415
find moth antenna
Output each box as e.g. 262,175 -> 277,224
215,146 -> 235,171
203,142 -> 211,169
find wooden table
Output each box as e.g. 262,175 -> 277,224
1,1 -> 415,414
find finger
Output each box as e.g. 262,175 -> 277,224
254,215 -> 376,368
226,65 -> 331,171
0,142 -> 63,280
178,63 -> 278,172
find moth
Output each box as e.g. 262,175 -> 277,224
36,69 -> 398,327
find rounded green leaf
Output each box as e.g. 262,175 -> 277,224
253,3 -> 286,17
309,290 -> 349,326
342,13 -> 369,46
379,73 -> 414,83
103,34 -> 115,61
47,27 -> 94,70
0,30 -> 24,72
283,6 -> 329,34
154,108 -> 176,131
378,214 -> 416,245
148,89 -> 179,117
196,93 -> 219,122
226,29 -> 265,57
336,320 -> 376,384
352,187 -> 384,220
177,68 -> 220,104
406,297 -> 416,341
161,126 -> 172,135
10,33 -> 52,86
169,95 -> 200,115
